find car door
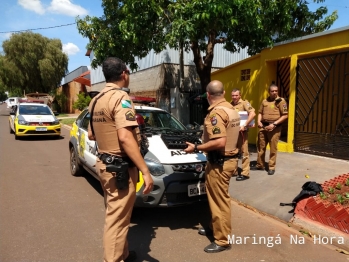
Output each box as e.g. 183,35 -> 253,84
79,112 -> 97,172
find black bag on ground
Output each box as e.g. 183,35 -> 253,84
280,181 -> 323,207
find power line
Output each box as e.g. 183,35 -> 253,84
0,22 -> 77,34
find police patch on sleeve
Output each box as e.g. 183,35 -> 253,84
125,110 -> 135,121
283,104 -> 288,112
121,100 -> 132,108
212,127 -> 221,134
210,115 -> 217,126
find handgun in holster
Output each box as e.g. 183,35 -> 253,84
207,151 -> 224,166
261,121 -> 270,127
106,161 -> 130,190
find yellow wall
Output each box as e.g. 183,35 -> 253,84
211,27 -> 349,152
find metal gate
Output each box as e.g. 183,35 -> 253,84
276,58 -> 290,141
295,51 -> 349,160
188,91 -> 205,125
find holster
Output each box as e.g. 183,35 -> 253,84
106,162 -> 130,190
261,121 -> 271,127
207,151 -> 224,166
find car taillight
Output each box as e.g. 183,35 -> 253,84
135,113 -> 145,129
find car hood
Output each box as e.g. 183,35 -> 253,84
19,114 -> 56,122
147,136 -> 206,164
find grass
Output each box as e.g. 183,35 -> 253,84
60,118 -> 76,126
57,113 -> 69,117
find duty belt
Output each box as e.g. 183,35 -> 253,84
97,153 -> 135,167
222,154 -> 239,161
206,153 -> 239,162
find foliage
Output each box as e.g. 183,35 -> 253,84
335,182 -> 342,190
320,183 -> 349,207
336,194 -> 344,205
328,187 -> 335,194
0,32 -> 68,95
54,91 -> 68,113
0,90 -> 7,101
0,80 -> 8,101
76,0 -> 337,97
73,93 -> 91,111
319,191 -> 327,200
345,178 -> 349,186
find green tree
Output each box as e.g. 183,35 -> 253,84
73,93 -> 91,111
53,90 -> 68,113
76,0 -> 337,106
0,80 -> 8,101
0,32 -> 68,95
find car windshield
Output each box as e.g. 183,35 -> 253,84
19,105 -> 52,115
136,110 -> 186,130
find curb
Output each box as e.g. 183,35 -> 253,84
231,197 -> 349,251
291,214 -> 349,250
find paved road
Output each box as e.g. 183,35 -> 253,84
0,103 -> 348,262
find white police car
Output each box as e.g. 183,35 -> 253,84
69,105 -> 207,207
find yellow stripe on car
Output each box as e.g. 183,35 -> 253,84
136,171 -> 144,192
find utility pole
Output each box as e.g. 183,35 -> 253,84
179,41 -> 184,91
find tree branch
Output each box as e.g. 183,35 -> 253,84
214,37 -> 227,44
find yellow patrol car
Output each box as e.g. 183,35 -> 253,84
69,106 -> 207,207
9,102 -> 61,139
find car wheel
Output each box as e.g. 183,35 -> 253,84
14,125 -> 19,140
70,146 -> 83,176
9,122 -> 13,134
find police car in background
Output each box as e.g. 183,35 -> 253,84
9,101 -> 61,139
69,105 -> 207,207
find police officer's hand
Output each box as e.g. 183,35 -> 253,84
142,172 -> 154,195
184,142 -> 195,153
265,124 -> 275,131
257,121 -> 263,128
240,125 -> 246,132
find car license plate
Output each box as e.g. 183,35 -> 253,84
36,127 -> 47,131
188,182 -> 206,197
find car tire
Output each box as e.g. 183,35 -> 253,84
70,146 -> 83,176
14,125 -> 19,140
9,122 -> 13,134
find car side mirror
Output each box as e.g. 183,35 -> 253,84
54,112 -> 60,116
186,124 -> 194,130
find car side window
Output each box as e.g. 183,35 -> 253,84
81,113 -> 90,131
76,109 -> 88,126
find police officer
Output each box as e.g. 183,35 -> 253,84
253,83 -> 288,175
87,57 -> 153,262
231,89 -> 256,181
184,80 -> 240,253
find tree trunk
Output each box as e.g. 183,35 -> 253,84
191,30 -> 216,118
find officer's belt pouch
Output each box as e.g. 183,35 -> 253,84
261,121 -> 270,127
207,151 -> 224,166
106,162 -> 130,190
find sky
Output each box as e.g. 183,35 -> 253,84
0,0 -> 348,74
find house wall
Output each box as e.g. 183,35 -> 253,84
211,26 -> 349,152
89,45 -> 250,85
57,81 -> 91,113
91,63 -> 219,125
